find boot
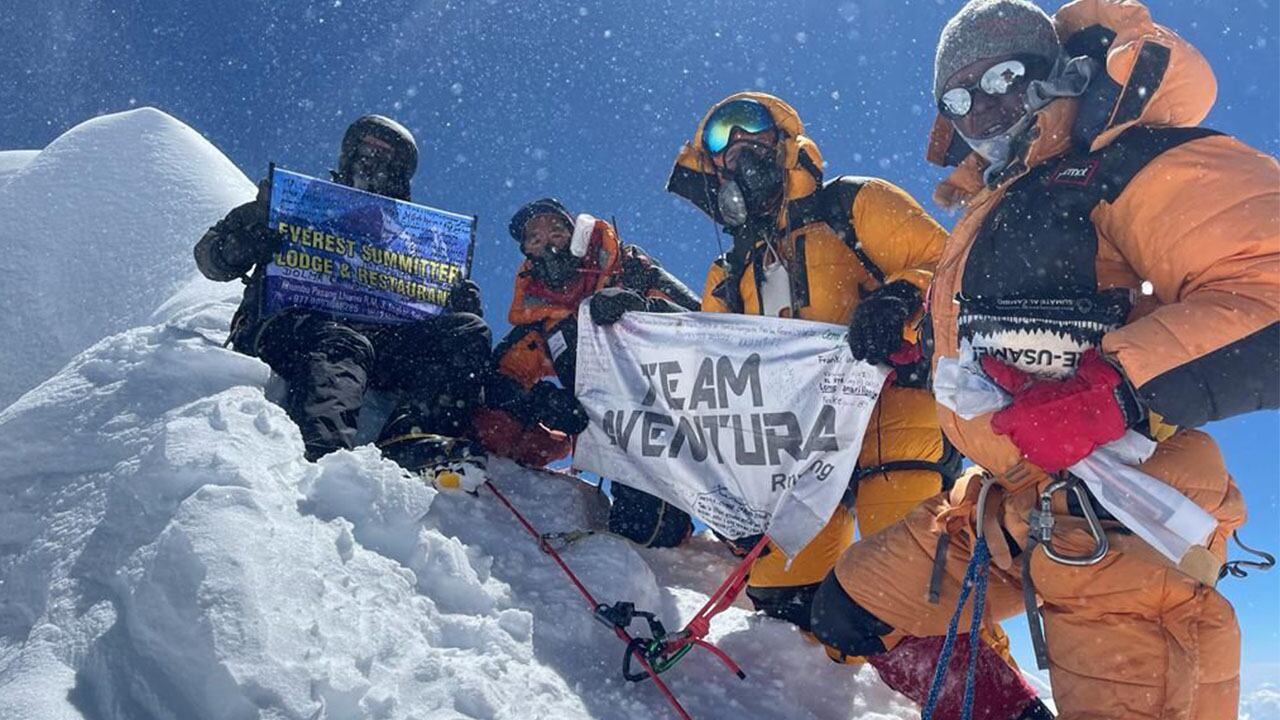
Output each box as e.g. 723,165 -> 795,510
377,407 -> 487,492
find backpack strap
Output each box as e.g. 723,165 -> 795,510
786,176 -> 887,287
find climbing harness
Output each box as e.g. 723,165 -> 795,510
1020,475 -> 1111,670
922,476 -> 997,720
485,480 -> 756,720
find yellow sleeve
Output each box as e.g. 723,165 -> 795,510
849,179 -> 948,342
851,178 -> 948,294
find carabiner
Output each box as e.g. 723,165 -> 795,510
1031,477 -> 1108,567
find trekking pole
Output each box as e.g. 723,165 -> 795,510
483,481 -> 694,720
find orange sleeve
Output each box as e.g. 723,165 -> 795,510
1099,135 -> 1280,427
494,325 -> 557,390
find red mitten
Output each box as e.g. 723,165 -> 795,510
887,341 -> 923,366
981,350 -> 1138,472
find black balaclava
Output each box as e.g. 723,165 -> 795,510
529,241 -> 579,288
716,143 -> 786,287
332,115 -> 418,201
716,143 -> 785,229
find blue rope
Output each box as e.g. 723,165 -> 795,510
922,537 -> 992,720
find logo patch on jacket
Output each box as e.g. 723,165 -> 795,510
1050,158 -> 1100,187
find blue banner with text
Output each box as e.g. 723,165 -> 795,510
264,166 -> 475,323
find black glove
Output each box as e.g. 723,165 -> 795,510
219,179 -> 278,268
590,287 -> 647,326
445,278 -> 484,316
847,280 -> 922,365
715,532 -> 772,558
528,381 -> 589,434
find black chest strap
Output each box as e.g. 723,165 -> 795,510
1079,125 -> 1224,206
787,176 -> 887,287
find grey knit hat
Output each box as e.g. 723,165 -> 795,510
934,0 -> 1060,101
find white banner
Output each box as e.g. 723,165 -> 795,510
573,307 -> 888,558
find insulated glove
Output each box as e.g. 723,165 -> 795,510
590,287 -> 648,326
847,280 -> 923,365
219,179 -> 278,269
445,278 -> 484,316
982,349 -> 1144,473
719,532 -> 772,558
528,381 -> 589,435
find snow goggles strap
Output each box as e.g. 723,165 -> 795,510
701,99 -> 776,155
938,59 -> 1030,118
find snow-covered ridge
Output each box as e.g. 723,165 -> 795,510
0,107 -> 916,719
0,107 -> 253,409
0,150 -> 40,186
0,265 -> 914,720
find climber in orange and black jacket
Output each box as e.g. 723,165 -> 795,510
473,198 -> 704,548
812,2 -> 1279,719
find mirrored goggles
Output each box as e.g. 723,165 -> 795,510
938,59 -> 1030,118
701,99 -> 776,155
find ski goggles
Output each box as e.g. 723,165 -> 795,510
938,59 -> 1033,118
701,99 -> 776,155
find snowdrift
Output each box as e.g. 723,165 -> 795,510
0,108 -> 918,719
0,107 -> 253,409
0,150 -> 40,184
0,240 -> 915,720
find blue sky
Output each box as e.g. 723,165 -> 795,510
4,0 -> 1277,690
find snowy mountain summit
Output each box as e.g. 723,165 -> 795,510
0,109 -> 916,720
0,107 -> 253,408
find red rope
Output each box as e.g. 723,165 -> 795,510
532,463 -> 762,673
663,535 -> 770,658
692,638 -> 745,678
483,481 -> 694,720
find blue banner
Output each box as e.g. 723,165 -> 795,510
263,166 -> 475,323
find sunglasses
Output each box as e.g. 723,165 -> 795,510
938,59 -> 1039,118
701,99 -> 776,155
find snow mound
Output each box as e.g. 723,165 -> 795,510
0,107 -> 253,409
0,301 -> 918,719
